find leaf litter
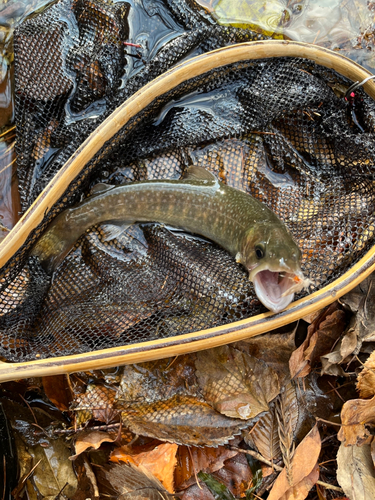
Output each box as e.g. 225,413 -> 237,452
2,302 -> 359,500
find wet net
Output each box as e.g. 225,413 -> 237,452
1,0 -> 375,362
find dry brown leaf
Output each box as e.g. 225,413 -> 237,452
357,350 -> 375,398
289,304 -> 346,379
196,345 -> 280,420
42,374 -> 73,411
245,408 -> 280,462
371,438 -> 375,469
244,381 -> 298,464
338,396 -> 375,446
110,442 -> 178,493
119,394 -> 249,446
96,461 -> 174,499
70,430 -> 117,459
339,273 -> 375,351
175,444 -> 238,489
320,327 -> 357,377
337,442 -> 375,500
268,424 -> 321,500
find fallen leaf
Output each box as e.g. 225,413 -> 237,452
119,355 -> 199,404
196,345 -> 280,420
320,327 -> 358,377
212,453 -> 253,497
96,462 -> 174,499
357,350 -> 375,398
268,424 -> 321,500
70,430 -> 118,459
338,396 -> 375,446
118,394 -> 249,446
339,273 -> 375,352
245,408 -> 280,463
110,442 -> 178,493
71,455 -> 99,500
198,472 -> 236,500
0,402 -> 17,500
337,442 -> 375,500
370,438 -> 375,470
72,383 -> 119,425
175,444 -> 238,489
1,399 -> 78,498
289,304 -> 346,379
42,374 -> 74,412
245,381 -> 298,464
235,326 -> 297,388
179,482 -> 215,499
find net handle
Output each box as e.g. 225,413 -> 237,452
1,40 -> 375,266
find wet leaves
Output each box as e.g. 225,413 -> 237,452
111,442 -> 178,493
120,394 -> 250,446
1,399 -> 78,499
96,462 -> 174,499
174,444 -> 238,489
196,345 -> 280,420
42,374 -> 73,412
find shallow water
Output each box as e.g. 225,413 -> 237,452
0,0 -> 55,239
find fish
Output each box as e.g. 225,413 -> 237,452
31,166 -> 309,312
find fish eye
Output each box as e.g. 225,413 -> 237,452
255,245 -> 265,259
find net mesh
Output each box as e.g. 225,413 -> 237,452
1,0 -> 375,361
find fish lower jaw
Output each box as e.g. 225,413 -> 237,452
252,269 -> 299,313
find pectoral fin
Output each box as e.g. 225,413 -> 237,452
182,166 -> 217,182
90,183 -> 115,196
100,222 -> 132,242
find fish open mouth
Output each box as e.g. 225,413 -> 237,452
253,269 -> 306,313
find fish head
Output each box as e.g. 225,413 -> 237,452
241,223 -> 309,312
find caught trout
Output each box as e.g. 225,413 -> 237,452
31,166 -> 309,312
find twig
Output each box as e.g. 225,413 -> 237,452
0,126 -> 15,139
83,456 -> 99,498
316,481 -> 343,493
316,417 -> 342,427
226,446 -> 344,492
54,422 -> 121,435
53,482 -> 68,500
188,446 -> 202,490
225,445 -> 283,471
327,381 -> 345,403
0,157 -> 16,175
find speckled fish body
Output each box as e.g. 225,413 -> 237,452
31,167 -> 308,312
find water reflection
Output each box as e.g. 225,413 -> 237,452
197,0 -> 375,71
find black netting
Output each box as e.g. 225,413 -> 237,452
1,0 -> 375,361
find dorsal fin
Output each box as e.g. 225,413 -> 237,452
90,183 -> 115,196
182,166 -> 217,182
